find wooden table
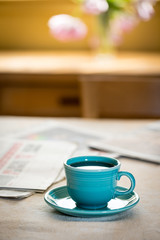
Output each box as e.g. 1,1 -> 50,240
0,51 -> 160,118
0,116 -> 159,240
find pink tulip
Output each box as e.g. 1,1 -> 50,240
82,0 -> 109,15
48,14 -> 87,42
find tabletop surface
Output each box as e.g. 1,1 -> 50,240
0,116 -> 159,240
0,51 -> 160,75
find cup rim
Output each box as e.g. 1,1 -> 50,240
64,155 -> 121,172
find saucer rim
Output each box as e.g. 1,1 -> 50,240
44,186 -> 140,217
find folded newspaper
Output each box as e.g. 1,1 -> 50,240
88,121 -> 160,165
0,121 -> 100,198
0,138 -> 76,197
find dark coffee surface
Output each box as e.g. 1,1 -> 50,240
70,161 -> 114,170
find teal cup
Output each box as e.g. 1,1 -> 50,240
64,155 -> 136,210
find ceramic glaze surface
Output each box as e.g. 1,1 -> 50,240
44,186 -> 140,217
64,156 -> 136,209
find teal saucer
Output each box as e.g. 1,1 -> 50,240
44,186 -> 139,217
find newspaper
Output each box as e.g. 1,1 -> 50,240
11,122 -> 101,147
0,190 -> 33,199
0,121 -> 101,198
0,138 -> 76,193
0,118 -> 54,199
2,119 -> 159,199
88,121 -> 160,164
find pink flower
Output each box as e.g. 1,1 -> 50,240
82,0 -> 109,15
136,0 -> 155,21
48,14 -> 87,42
109,14 -> 138,46
113,15 -> 138,33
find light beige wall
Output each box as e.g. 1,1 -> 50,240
0,0 -> 160,51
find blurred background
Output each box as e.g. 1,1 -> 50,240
0,0 -> 160,118
0,0 -> 160,51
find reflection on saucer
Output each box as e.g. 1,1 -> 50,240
56,197 -> 76,209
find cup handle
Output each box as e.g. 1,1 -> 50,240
115,171 -> 136,197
